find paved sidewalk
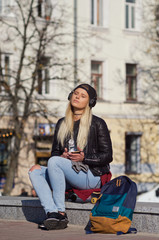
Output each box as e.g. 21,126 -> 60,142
1,220 -> 159,240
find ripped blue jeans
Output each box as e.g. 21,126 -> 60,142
29,156 -> 101,214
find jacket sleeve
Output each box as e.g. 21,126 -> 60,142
83,118 -> 113,167
51,118 -> 64,156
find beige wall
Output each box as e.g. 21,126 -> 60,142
105,117 -> 159,192
1,113 -> 158,195
8,115 -> 159,195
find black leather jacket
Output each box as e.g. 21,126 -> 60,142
51,115 -> 113,176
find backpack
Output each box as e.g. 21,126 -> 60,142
85,175 -> 137,234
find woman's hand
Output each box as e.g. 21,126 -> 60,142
61,148 -> 69,158
68,147 -> 84,162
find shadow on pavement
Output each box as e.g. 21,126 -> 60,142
21,198 -> 46,224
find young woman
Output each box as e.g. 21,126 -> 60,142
29,83 -> 113,230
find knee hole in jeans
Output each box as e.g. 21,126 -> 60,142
29,164 -> 41,172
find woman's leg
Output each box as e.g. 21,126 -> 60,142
28,165 -> 59,214
47,156 -> 101,212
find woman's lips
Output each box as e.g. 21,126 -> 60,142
73,100 -> 79,103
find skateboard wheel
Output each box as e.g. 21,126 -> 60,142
91,197 -> 97,204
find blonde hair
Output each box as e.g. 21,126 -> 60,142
57,102 -> 92,150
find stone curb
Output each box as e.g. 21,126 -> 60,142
0,197 -> 159,233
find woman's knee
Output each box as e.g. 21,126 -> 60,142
48,156 -> 57,168
48,156 -> 64,169
29,164 -> 41,172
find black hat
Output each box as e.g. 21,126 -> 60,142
68,83 -> 97,108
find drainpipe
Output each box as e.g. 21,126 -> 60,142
74,0 -> 77,87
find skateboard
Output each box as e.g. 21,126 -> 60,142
91,191 -> 101,204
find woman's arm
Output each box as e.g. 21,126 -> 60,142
83,117 -> 113,166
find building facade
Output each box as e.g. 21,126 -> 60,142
0,0 -> 159,196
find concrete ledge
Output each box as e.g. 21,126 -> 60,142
0,196 -> 91,225
0,196 -> 159,233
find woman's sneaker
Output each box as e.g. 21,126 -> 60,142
38,223 -> 47,230
43,212 -> 69,230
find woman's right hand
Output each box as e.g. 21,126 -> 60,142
61,148 -> 69,158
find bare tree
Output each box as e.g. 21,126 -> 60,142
0,0 -> 74,195
139,0 -> 159,123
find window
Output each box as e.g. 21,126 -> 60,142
0,0 -> 10,15
33,123 -> 56,166
126,63 -> 137,101
37,0 -> 42,18
37,56 -> 50,95
155,5 -> 159,20
125,132 -> 142,174
38,123 -> 55,136
0,0 -> 2,14
4,55 -> 10,84
91,0 -> 103,26
0,53 -> 10,92
37,0 -> 52,20
91,61 -> 103,98
44,68 -> 49,94
155,5 -> 159,37
125,0 -> 136,30
0,129 -> 14,189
